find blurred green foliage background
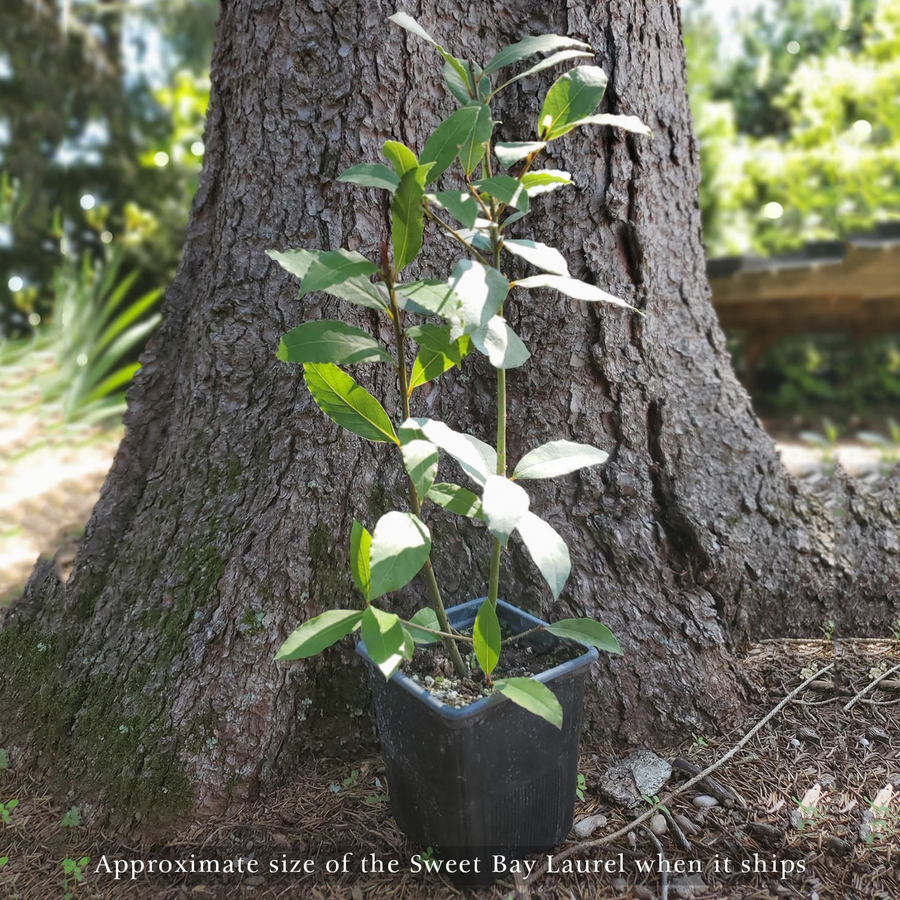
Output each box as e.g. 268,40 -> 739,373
0,0 -> 216,424
0,0 -> 897,425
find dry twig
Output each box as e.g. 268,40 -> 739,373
529,662 -> 834,881
843,662 -> 900,711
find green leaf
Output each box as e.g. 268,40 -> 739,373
473,599 -> 501,676
490,49 -> 595,97
278,321 -> 392,365
267,248 -> 318,281
473,175 -> 530,213
503,239 -> 569,276
60,806 -> 81,828
483,34 -> 591,75
426,482 -> 483,519
392,165 -> 430,272
545,618 -> 622,654
538,66 -> 609,140
494,141 -> 547,169
512,439 -> 609,480
401,626 -> 416,660
401,439 -> 439,500
520,169 -> 572,196
361,605 -> 405,678
388,11 -> 441,45
269,248 -> 388,309
338,163 -> 401,191
514,274 -> 636,311
82,361 -> 141,406
443,59 -> 472,103
406,323 -> 466,362
320,276 -> 390,311
420,107 -> 480,183
428,191 -> 478,229
567,113 -> 652,136
458,102 -> 494,176
298,250 -> 380,299
389,12 -> 472,96
448,259 -> 510,337
303,363 -> 398,444
515,511 -> 571,599
350,519 -> 372,600
403,417 -> 496,486
469,315 -> 531,370
407,607 -> 442,644
395,279 -> 464,318
383,140 -> 419,176
493,677 -> 563,728
369,511 -> 432,601
481,475 -> 530,546
408,337 -> 470,391
275,609 -> 364,660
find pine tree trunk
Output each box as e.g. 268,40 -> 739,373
1,0 -> 833,816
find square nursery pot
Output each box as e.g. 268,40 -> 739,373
356,598 -> 598,885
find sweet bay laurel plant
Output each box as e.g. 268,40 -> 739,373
271,12 -> 650,728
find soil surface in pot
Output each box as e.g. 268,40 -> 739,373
403,627 -> 583,709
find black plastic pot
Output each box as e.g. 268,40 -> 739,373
356,598 -> 597,884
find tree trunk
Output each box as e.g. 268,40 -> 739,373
1,0 -> 833,817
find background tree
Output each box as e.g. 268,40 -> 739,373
1,0 -> 834,816
0,0 -> 215,337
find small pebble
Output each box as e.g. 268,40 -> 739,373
627,830 -> 637,849
424,675 -> 434,686
410,674 -> 419,683
573,813 -> 608,838
649,813 -> 667,835
447,690 -> 459,701
859,737 -> 870,748
692,795 -> 719,809
790,738 -> 801,748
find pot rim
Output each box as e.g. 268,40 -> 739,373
356,598 -> 598,721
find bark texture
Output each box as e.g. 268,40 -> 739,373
2,0 -> 833,816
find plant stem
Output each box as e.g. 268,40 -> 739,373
424,206 -> 489,266
484,164 -> 506,611
388,284 -> 469,679
400,619 -> 474,643
501,625 -> 544,646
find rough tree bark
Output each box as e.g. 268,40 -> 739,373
2,0 -> 833,817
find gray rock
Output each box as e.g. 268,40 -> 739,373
649,813 -> 668,835
672,879 -> 707,899
692,795 -> 719,809
599,750 -> 673,808
573,813 -> 608,838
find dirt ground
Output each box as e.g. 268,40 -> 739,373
1,637 -> 897,900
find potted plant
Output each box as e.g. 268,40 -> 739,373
270,12 -> 649,875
